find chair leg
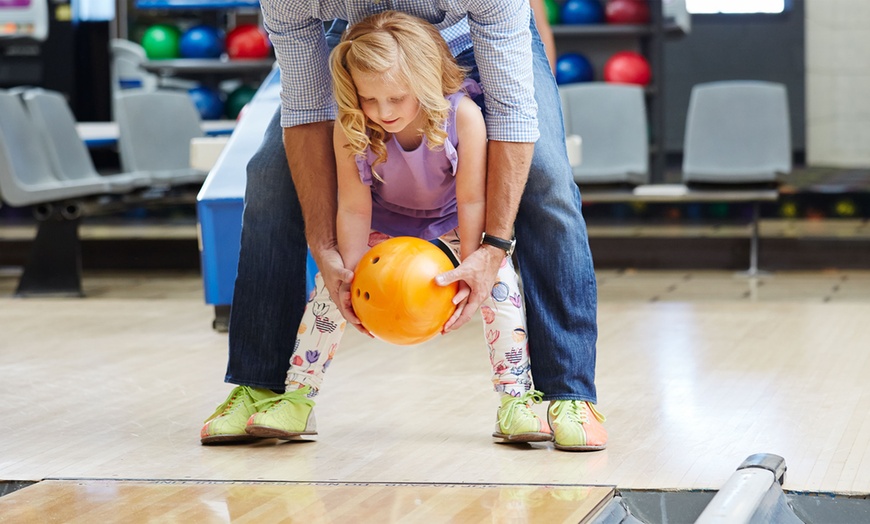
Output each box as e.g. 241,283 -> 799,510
15,208 -> 84,297
738,201 -> 769,278
748,201 -> 760,276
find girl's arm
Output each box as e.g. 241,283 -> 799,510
445,96 -> 487,331
334,124 -> 374,334
334,125 -> 374,273
454,96 -> 488,261
530,0 -> 557,73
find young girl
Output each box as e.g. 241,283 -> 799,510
242,11 -> 551,444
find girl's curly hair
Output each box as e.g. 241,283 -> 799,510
329,11 -> 468,179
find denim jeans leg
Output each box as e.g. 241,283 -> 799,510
515,18 -> 599,402
225,108 -> 309,391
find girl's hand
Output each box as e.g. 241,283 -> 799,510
442,281 -> 471,335
313,247 -> 373,337
338,280 -> 373,337
436,245 -> 503,332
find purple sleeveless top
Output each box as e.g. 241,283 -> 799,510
355,79 -> 483,240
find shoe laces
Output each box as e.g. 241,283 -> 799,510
498,390 -> 545,429
203,386 -> 251,423
551,400 -> 606,426
252,387 -> 315,412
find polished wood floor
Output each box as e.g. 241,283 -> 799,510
0,480 -> 613,523
2,268 -> 870,520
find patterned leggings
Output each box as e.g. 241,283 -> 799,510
285,230 -> 533,397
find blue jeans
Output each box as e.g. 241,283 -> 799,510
226,17 -> 599,403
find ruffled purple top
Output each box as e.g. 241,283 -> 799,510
355,79 -> 483,240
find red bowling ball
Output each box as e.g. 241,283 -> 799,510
606,0 -> 651,25
226,24 -> 271,59
604,51 -> 652,86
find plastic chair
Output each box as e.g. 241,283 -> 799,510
109,39 -> 197,91
110,38 -> 159,92
114,90 -> 209,187
683,81 -> 791,185
559,82 -> 649,186
0,90 -> 124,296
0,91 -> 112,207
109,39 -> 198,120
21,89 -> 153,193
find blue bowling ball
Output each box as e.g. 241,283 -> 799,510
561,0 -> 605,25
180,25 -> 224,59
188,86 -> 224,120
556,53 -> 595,84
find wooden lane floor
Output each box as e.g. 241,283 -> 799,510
0,480 -> 614,523
3,270 -> 870,499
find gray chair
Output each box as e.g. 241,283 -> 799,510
559,82 -> 649,186
21,88 -> 153,193
108,38 -> 197,120
0,91 -> 113,207
114,90 -> 209,187
683,81 -> 791,185
0,90 -> 121,297
110,38 -> 159,93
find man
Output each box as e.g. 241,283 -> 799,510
201,1 -> 606,452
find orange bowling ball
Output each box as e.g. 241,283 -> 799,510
351,237 -> 458,345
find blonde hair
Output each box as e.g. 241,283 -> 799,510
329,11 -> 468,177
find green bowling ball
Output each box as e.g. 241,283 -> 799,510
225,84 -> 257,119
545,0 -> 561,24
142,24 -> 181,60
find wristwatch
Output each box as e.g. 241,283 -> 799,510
480,232 -> 516,258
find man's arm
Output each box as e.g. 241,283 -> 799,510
283,122 -> 354,304
440,139 -> 534,332
438,1 -> 539,331
484,141 -> 534,241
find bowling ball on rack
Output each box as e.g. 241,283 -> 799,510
180,25 -> 224,59
544,0 -> 562,24
604,51 -> 651,85
225,84 -> 257,119
605,0 -> 651,24
226,24 -> 271,59
834,198 -> 857,217
350,237 -> 458,346
188,85 -> 224,120
556,53 -> 595,84
141,24 -> 181,60
779,201 -> 798,218
561,0 -> 605,24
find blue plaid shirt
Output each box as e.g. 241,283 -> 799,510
261,0 -> 539,142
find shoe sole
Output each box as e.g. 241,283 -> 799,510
246,425 -> 317,440
492,431 -> 553,443
553,442 -> 607,452
201,433 -> 261,445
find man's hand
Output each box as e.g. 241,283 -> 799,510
435,245 -> 505,332
313,247 -> 372,337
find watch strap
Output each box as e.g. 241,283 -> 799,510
480,232 -> 516,257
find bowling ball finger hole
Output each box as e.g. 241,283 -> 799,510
372,257 -> 380,264
364,292 -> 370,300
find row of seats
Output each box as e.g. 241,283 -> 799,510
0,89 -> 208,207
560,80 -> 792,187
0,89 -> 209,296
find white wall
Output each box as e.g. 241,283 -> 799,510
805,0 -> 870,167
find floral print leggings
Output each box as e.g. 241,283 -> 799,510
285,230 -> 533,397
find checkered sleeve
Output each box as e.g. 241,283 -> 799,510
464,0 -> 539,143
260,0 -> 336,128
